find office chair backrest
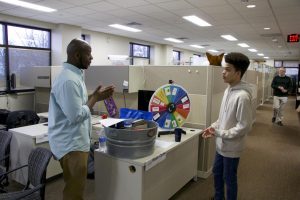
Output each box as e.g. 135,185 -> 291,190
0,130 -> 12,169
0,109 -> 10,125
6,110 -> 40,130
27,147 -> 52,187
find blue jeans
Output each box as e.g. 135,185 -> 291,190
213,152 -> 240,200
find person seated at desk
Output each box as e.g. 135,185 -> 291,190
48,38 -> 114,200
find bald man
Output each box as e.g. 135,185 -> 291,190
271,67 -> 292,126
48,38 -> 114,200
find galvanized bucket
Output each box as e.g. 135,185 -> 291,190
104,120 -> 158,159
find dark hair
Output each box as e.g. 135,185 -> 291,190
225,52 -> 250,78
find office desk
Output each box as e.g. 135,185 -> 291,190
9,123 -> 62,185
9,115 -> 102,185
94,128 -> 201,200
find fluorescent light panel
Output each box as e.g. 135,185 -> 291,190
208,49 -> 218,53
264,57 -> 269,59
247,5 -> 256,8
238,43 -> 250,47
248,49 -> 257,52
0,0 -> 56,12
183,15 -> 212,27
221,35 -> 237,41
257,53 -> 264,56
109,24 -> 141,32
190,45 -> 205,49
164,38 -> 184,43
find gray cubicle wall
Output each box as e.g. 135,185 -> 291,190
144,65 -> 207,94
85,65 -> 130,93
244,70 -> 263,107
197,66 -> 226,177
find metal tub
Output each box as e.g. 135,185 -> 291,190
104,120 -> 158,159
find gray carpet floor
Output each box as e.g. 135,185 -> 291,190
6,97 -> 300,200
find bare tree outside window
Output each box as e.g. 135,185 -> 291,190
0,48 -> 6,91
133,44 -> 149,58
0,24 -> 3,45
7,26 -> 50,48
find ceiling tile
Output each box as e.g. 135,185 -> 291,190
60,0 -> 100,6
63,6 -> 97,16
83,1 -> 120,12
156,0 -> 194,10
106,0 -> 150,8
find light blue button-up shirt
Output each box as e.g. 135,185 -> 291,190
48,63 -> 91,160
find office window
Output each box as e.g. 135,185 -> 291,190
0,24 -> 4,45
0,48 -> 6,91
129,43 -> 150,65
173,50 -> 180,65
0,22 -> 51,92
7,25 -> 50,48
131,43 -> 150,58
9,48 -> 50,90
274,60 -> 283,68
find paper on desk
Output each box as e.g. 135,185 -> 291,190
155,139 -> 175,148
99,118 -> 126,127
36,134 -> 48,144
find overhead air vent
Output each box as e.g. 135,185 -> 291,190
126,22 -> 142,26
176,37 -> 189,40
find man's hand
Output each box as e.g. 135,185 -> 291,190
92,85 -> 115,102
202,127 -> 215,139
278,86 -> 287,93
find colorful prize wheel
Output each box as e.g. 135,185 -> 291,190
148,84 -> 191,129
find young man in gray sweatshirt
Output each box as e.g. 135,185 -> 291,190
202,52 -> 253,200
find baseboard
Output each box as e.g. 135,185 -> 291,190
197,167 -> 212,179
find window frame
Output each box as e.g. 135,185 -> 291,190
130,42 -> 150,59
173,50 -> 181,65
0,21 -> 51,93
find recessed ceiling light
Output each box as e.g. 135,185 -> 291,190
0,0 -> 56,12
272,38 -> 278,42
247,5 -> 256,8
248,49 -> 257,52
183,15 -> 212,27
208,49 -> 219,53
257,53 -> 264,56
164,38 -> 184,43
109,24 -> 142,32
264,27 -> 271,30
190,45 -> 205,49
263,57 -> 269,59
238,43 -> 250,47
221,35 -> 238,41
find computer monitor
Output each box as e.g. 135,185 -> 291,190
138,90 -> 154,111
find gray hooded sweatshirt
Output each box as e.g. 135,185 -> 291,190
211,81 -> 253,158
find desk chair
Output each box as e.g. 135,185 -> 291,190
0,147 -> 52,200
0,130 -> 12,191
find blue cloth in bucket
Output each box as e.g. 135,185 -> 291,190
119,108 -> 153,120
